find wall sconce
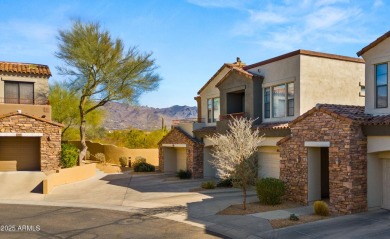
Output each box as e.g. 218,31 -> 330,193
335,158 -> 340,166
47,136 -> 51,141
296,155 -> 300,163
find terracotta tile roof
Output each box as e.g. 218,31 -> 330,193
244,49 -> 364,70
357,31 -> 390,57
254,122 -> 290,131
158,126 -> 202,145
0,61 -> 51,77
0,112 -> 63,127
290,104 -> 369,127
193,126 -> 217,133
363,115 -> 390,126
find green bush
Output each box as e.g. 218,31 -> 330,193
256,177 -> 285,205
176,169 -> 192,179
313,201 -> 329,216
289,213 -> 299,221
133,156 -> 147,168
95,153 -> 106,164
201,181 -> 216,189
119,156 -> 127,167
134,162 -> 155,172
216,178 -> 233,188
60,143 -> 79,168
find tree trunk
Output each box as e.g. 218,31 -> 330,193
79,117 -> 87,166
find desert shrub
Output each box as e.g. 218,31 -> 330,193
201,181 -> 216,189
133,156 -> 147,168
85,151 -> 91,161
119,156 -> 128,167
313,201 -> 329,216
256,177 -> 285,205
60,143 -> 79,168
95,153 -> 106,164
134,162 -> 155,172
289,213 -> 299,221
176,169 -> 192,179
216,178 -> 233,188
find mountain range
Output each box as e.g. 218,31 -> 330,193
102,102 -> 198,131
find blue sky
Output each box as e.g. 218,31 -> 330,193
1,0 -> 389,108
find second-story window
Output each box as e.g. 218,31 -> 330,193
207,97 -> 220,123
376,63 -> 388,108
264,88 -> 270,118
4,81 -> 34,104
287,82 -> 294,116
264,82 -> 294,119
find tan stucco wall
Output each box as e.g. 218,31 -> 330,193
43,163 -> 96,194
0,104 -> 51,120
68,141 -> 159,166
0,73 -> 50,118
361,37 -> 390,115
0,73 -> 49,103
246,55 -> 300,123
299,55 -> 365,114
367,136 -> 390,153
199,67 -> 229,126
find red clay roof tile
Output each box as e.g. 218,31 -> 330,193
0,61 -> 51,77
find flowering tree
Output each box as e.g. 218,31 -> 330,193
209,117 -> 263,209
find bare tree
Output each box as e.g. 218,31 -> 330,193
209,117 -> 263,210
55,21 -> 161,164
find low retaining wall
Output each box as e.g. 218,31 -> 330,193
43,163 -> 96,194
66,140 -> 159,166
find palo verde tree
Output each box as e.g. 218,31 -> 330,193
55,21 -> 161,164
209,117 -> 264,210
49,82 -> 105,140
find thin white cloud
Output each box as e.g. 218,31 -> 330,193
315,0 -> 350,7
373,0 -> 384,7
249,10 -> 288,24
187,0 -> 248,9
305,7 -> 361,31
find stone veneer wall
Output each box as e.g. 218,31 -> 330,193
279,111 -> 367,214
158,128 -> 204,178
0,114 -> 62,171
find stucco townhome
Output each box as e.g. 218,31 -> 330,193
159,50 -> 365,180
0,61 -> 62,172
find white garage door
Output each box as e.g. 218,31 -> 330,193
258,151 -> 281,179
383,159 -> 390,209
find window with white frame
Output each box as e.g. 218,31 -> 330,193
376,63 -> 388,108
264,82 -> 294,119
207,97 -> 220,123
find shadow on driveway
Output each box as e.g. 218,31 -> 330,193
99,173 -> 210,193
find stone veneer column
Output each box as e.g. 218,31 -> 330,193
279,111 -> 367,214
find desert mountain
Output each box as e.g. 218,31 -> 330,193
102,102 -> 197,131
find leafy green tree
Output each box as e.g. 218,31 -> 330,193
49,82 -> 105,140
55,21 -> 161,164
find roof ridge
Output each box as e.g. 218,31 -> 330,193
0,112 -> 63,127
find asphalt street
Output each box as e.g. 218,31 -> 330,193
0,204 -> 226,239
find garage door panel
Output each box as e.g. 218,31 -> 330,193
383,159 -> 390,209
0,137 -> 40,171
258,151 -> 281,179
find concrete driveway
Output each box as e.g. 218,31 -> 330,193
2,171 -> 390,239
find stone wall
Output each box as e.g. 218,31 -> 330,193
279,111 -> 367,214
0,113 -> 62,171
158,128 -> 204,178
